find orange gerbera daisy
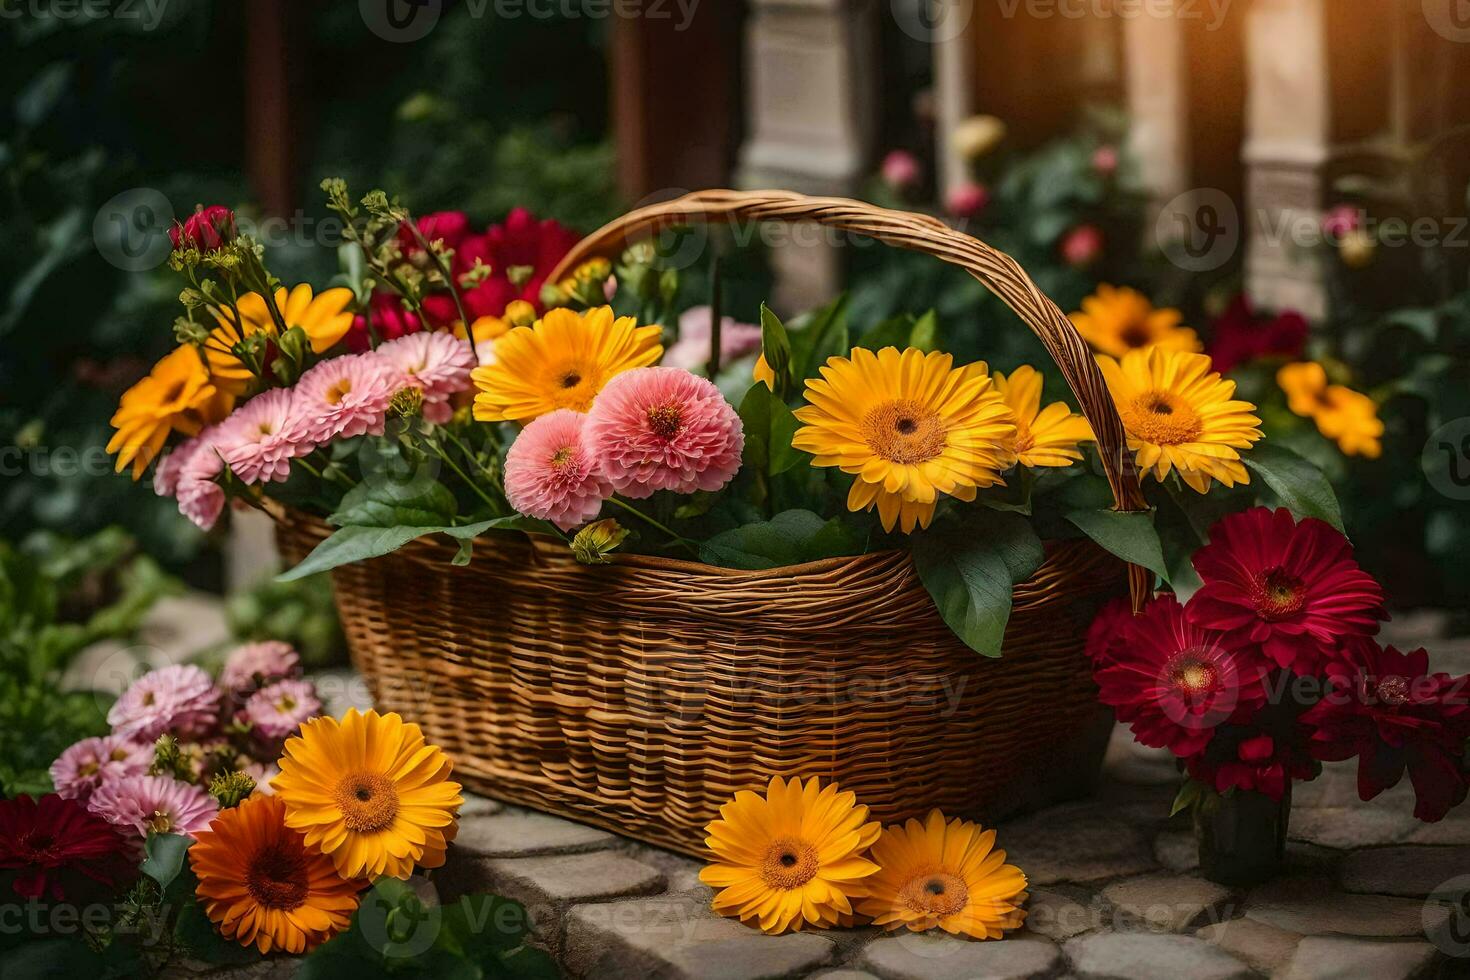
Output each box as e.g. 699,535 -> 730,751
1069,284 -> 1202,358
190,793 -> 362,954
272,709 -> 463,880
107,345 -> 231,479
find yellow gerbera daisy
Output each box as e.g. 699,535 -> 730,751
791,348 -> 1017,534
272,709 -> 463,880
1069,284 -> 1202,358
190,793 -> 363,954
990,364 -> 1094,468
1276,362 -> 1383,458
471,305 -> 664,423
107,345 -> 230,479
753,353 -> 775,390
699,775 -> 881,935
207,285 -> 356,395
856,809 -> 1028,940
1099,346 -> 1263,493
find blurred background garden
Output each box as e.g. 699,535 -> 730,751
6,0 -> 1470,788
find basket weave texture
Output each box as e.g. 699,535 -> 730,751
282,190 -> 1148,856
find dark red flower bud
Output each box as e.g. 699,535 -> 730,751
171,206 -> 238,252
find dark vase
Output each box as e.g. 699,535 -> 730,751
1195,784 -> 1291,886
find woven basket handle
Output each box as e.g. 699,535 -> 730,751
549,189 -> 1150,603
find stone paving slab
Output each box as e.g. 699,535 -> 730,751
857,933 -> 1059,980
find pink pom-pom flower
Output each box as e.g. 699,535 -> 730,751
244,679 -> 321,742
49,735 -> 151,803
219,640 -> 302,694
212,388 -> 306,485
504,409 -> 613,531
286,353 -> 396,445
106,664 -> 219,742
585,367 -> 744,499
375,331 -> 476,424
88,774 -> 218,841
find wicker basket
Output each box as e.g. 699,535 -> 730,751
277,190 -> 1148,857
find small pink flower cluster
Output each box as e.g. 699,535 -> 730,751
154,333 -> 476,531
51,641 -> 321,843
504,366 -> 745,531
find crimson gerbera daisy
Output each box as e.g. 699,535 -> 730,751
1085,596 -> 1135,667
1095,594 -> 1271,757
1184,697 -> 1320,801
1187,507 -> 1386,674
0,794 -> 135,901
1301,638 -> 1470,821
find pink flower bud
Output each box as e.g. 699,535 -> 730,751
1060,224 -> 1104,268
170,206 -> 237,252
880,150 -> 921,191
945,182 -> 990,219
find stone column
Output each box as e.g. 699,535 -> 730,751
1242,0 -> 1333,319
1122,1 -> 1191,208
736,0 -> 880,312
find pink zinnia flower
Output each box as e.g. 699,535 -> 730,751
106,664 -> 219,741
213,388 -> 306,485
505,409 -> 612,530
88,775 -> 218,841
152,437 -> 199,498
176,436 -> 226,531
376,331 -> 476,424
585,367 -> 744,499
49,735 -> 151,803
220,640 -> 301,694
245,679 -> 321,742
663,306 -> 763,373
287,353 -> 396,445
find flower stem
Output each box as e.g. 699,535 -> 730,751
605,497 -> 698,558
430,436 -> 504,516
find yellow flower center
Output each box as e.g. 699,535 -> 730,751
275,694 -> 297,714
334,772 -> 399,833
550,446 -> 575,468
1166,652 -> 1219,699
326,378 -> 353,405
109,748 -> 131,762
546,361 -> 601,412
78,761 -> 100,777
1375,675 -> 1410,706
898,868 -> 970,919
1014,419 -> 1035,455
646,403 -> 683,440
147,810 -> 174,834
759,837 -> 819,890
861,399 -> 947,464
1122,391 -> 1201,445
1253,567 -> 1306,619
246,843 -> 309,911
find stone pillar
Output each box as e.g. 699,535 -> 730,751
1122,1 -> 1191,207
736,0 -> 880,312
933,0 -> 975,198
1242,0 -> 1333,319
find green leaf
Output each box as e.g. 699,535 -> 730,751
911,510 -> 1045,657
1066,508 -> 1170,585
330,477 -> 458,528
1243,443 -> 1345,531
175,895 -> 257,965
1170,778 -> 1205,817
855,312 -> 915,351
789,294 -> 850,382
699,510 -> 864,570
141,832 -> 191,890
758,303 -> 793,397
737,382 -> 807,476
909,309 -> 938,352
278,516 -> 552,581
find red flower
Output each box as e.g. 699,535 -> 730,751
346,292 -> 426,353
1302,638 -> 1470,821
1207,295 -> 1309,374
1186,715 -> 1319,801
1085,596 -> 1134,667
410,208 -> 580,329
1188,507 -> 1386,674
1094,594 -> 1270,757
1060,224 -> 1103,268
397,210 -> 472,258
0,794 -> 135,901
170,205 -> 237,252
